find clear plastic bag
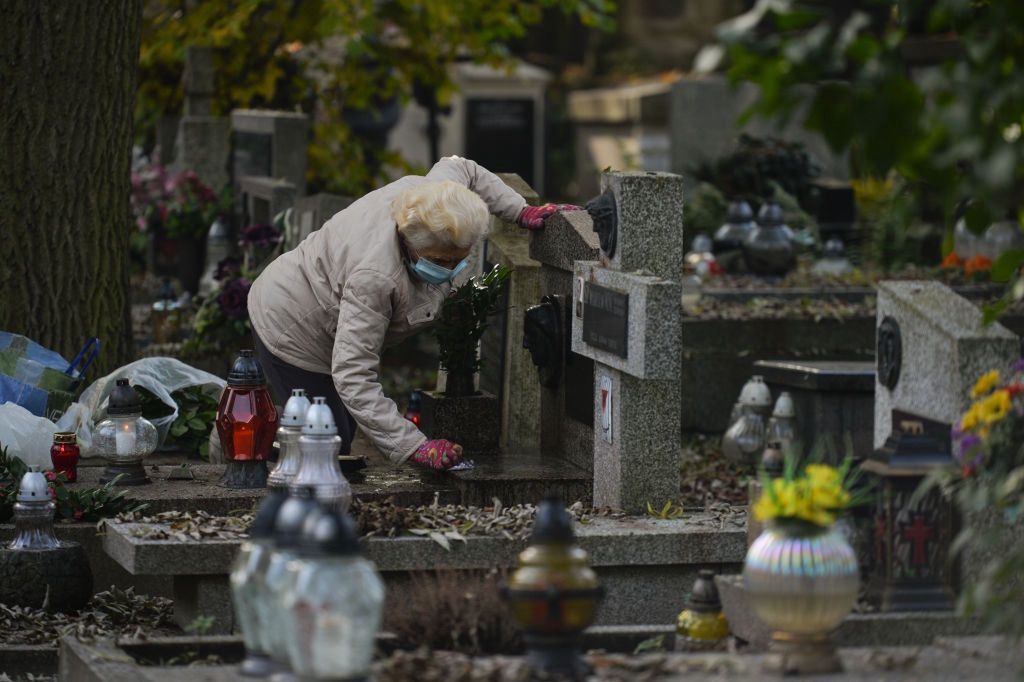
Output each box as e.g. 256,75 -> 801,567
78,357 -> 225,456
0,401 -> 94,469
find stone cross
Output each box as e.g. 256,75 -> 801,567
572,170 -> 684,512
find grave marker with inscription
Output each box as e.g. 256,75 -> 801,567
572,170 -> 684,512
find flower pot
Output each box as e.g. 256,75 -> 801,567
419,389 -> 499,457
744,520 -> 858,674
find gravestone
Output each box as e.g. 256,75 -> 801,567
231,109 -> 309,195
238,176 -> 297,227
287,193 -> 353,251
478,173 -> 542,453
528,210 -> 601,474
866,281 -> 1018,611
175,47 -> 230,191
571,171 -> 684,512
755,359 -> 875,461
873,281 -> 1018,449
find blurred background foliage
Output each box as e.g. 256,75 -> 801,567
708,0 -> 1024,282
137,0 -> 615,196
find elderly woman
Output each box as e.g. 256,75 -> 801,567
248,156 -> 576,471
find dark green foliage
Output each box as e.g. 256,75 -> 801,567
434,265 -> 512,395
137,385 -> 219,459
692,134 -> 821,205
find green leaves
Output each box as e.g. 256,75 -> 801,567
435,264 -> 512,382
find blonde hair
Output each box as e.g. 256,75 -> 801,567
392,180 -> 489,251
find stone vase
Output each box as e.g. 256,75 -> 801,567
744,519 -> 858,674
419,389 -> 499,457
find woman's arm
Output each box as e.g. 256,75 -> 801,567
425,156 -> 527,223
331,269 -> 425,464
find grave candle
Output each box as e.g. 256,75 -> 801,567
93,379 -> 157,486
50,432 -> 80,483
216,350 -> 278,488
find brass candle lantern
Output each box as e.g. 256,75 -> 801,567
502,495 -> 602,681
675,570 -> 729,651
861,411 -> 957,611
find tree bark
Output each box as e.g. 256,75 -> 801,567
0,1 -> 142,377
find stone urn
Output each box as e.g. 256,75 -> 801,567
744,519 -> 858,674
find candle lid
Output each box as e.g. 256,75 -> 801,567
757,201 -> 785,228
686,569 -> 723,614
303,397 -> 337,435
17,469 -> 50,502
53,432 -> 77,445
300,508 -> 361,557
249,489 -> 288,539
529,494 -> 576,545
227,350 -> 266,386
273,491 -> 319,548
281,389 -> 311,427
107,378 -> 142,416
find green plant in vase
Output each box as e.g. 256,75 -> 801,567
434,264 -> 512,398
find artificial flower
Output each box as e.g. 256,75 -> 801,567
941,251 -> 963,269
977,389 -> 1011,425
964,255 -> 993,275
971,370 -> 1001,398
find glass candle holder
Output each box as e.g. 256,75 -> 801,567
217,350 -> 278,488
94,379 -> 157,486
50,432 -> 80,483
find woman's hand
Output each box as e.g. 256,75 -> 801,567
411,439 -> 464,470
516,203 -> 582,230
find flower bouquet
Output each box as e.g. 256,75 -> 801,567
929,361 -> 1024,640
745,458 -> 866,674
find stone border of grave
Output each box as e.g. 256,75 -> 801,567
58,633 -> 1024,681
101,513 -> 748,635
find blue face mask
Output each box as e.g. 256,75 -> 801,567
408,256 -> 469,284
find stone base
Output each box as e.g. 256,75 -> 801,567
448,451 -> 591,506
219,460 -> 268,489
764,633 -> 842,675
420,390 -> 499,456
0,543 -> 93,612
523,634 -> 590,681
100,461 -> 150,486
172,574 -> 234,634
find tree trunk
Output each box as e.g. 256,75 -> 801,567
0,1 -> 142,378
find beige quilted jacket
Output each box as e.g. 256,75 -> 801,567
248,157 -> 527,463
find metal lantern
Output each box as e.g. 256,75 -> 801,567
502,495 -> 602,681
0,470 -> 93,612
231,489 -> 288,678
676,569 -> 729,651
281,509 -> 384,680
289,398 -> 352,513
267,389 -> 310,491
216,350 -> 279,489
94,378 -> 157,486
861,411 -> 957,611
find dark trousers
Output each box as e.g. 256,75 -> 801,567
252,332 -> 357,455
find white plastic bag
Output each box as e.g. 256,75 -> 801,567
78,357 -> 225,456
0,401 -> 94,469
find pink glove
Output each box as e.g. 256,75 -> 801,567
516,203 -> 582,230
411,439 -> 464,471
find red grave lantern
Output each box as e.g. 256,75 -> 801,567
216,350 -> 278,488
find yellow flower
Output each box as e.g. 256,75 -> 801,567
960,404 -> 981,431
805,464 -> 841,487
977,389 -> 1012,425
971,370 -> 1001,398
